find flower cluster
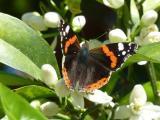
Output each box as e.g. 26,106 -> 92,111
21,12 -> 86,32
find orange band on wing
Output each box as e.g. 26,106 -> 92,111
84,77 -> 110,92
101,45 -> 117,68
64,35 -> 77,53
62,67 -> 71,88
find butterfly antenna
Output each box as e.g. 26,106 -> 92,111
95,31 -> 108,40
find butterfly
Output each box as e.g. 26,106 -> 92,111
59,20 -> 137,92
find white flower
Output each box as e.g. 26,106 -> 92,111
135,24 -> 160,45
55,79 -> 113,109
54,79 -> 70,98
109,29 -> 127,43
41,64 -> 58,88
44,12 -> 61,28
141,10 -> 158,26
21,12 -> 47,31
40,101 -> 60,117
114,84 -> 160,120
140,24 -> 159,39
72,15 -> 86,32
103,0 -> 124,9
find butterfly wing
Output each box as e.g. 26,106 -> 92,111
89,42 -> 138,71
62,53 -> 111,92
59,20 -> 80,55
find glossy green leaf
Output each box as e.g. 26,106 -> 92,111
0,83 -> 47,120
0,72 -> 42,86
15,85 -> 55,101
0,38 -> 41,80
130,0 -> 140,24
124,42 -> 160,67
0,13 -> 60,78
65,0 -> 81,14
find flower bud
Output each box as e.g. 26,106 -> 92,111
141,10 -> 158,26
40,102 -> 60,117
41,64 -> 58,88
30,100 -> 41,110
21,12 -> 47,31
109,29 -> 127,43
72,15 -> 86,32
103,0 -> 124,9
54,79 -> 70,97
44,12 -> 61,28
130,84 -> 147,107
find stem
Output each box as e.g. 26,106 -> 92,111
80,105 -> 100,120
148,62 -> 160,105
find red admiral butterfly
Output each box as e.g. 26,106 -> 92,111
59,20 -> 137,92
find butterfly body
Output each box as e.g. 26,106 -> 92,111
59,20 -> 137,92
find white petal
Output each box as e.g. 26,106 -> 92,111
54,79 -> 70,97
141,10 -> 158,26
41,64 -> 58,88
22,12 -> 47,31
109,28 -> 127,43
140,104 -> 160,119
130,84 -> 147,107
140,24 -> 159,39
44,12 -> 61,28
114,105 -> 132,119
84,90 -> 112,105
143,31 -> 160,45
130,115 -> 143,120
103,0 -> 124,9
70,91 -> 84,109
30,100 -> 41,109
40,102 -> 60,117
72,15 -> 86,32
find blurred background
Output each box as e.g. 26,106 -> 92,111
0,0 -> 40,18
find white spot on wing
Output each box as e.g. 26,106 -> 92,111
118,43 -> 124,51
65,25 -> 70,33
122,51 -> 126,55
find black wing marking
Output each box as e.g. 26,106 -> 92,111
59,20 -> 80,55
89,42 -> 138,71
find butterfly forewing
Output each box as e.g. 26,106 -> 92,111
59,20 -> 80,55
89,42 -> 138,71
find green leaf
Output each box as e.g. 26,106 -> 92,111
15,85 -> 55,101
143,0 -> 160,12
65,0 -> 81,14
124,42 -> 160,67
0,83 -> 47,120
0,38 -> 41,80
130,0 -> 140,24
0,72 -> 42,86
0,13 -> 60,78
